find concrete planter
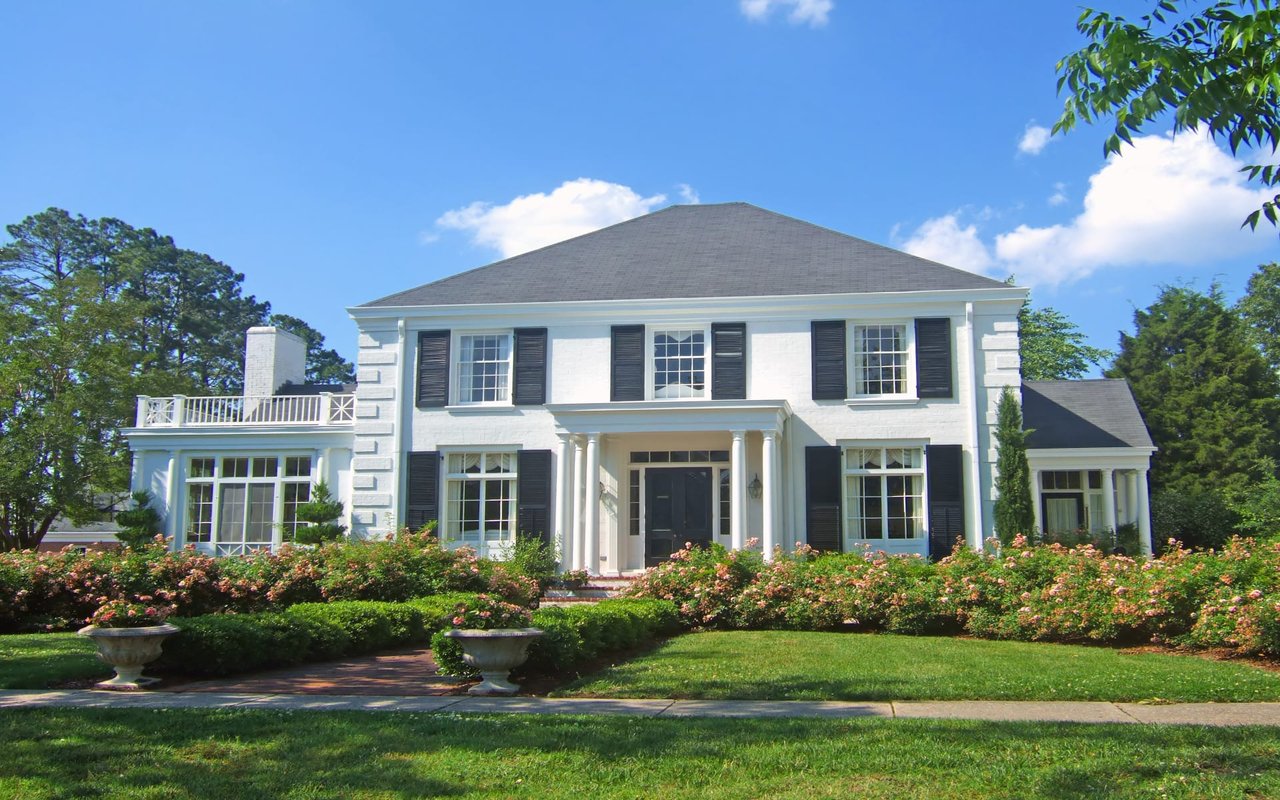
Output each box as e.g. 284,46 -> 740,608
77,623 -> 179,690
443,627 -> 544,695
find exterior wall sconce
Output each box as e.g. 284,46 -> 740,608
748,474 -> 763,499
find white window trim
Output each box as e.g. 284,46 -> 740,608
451,330 -> 514,407
847,320 -> 915,400
183,453 -> 315,554
838,441 -> 929,546
646,324 -> 712,401
439,447 -> 519,555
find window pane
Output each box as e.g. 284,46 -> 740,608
190,458 -> 215,479
458,334 -> 511,403
854,324 -> 907,395
719,469 -> 731,536
186,484 -> 213,542
246,484 -> 275,544
284,456 -> 312,478
218,484 -> 247,543
223,458 -> 249,479
283,482 -> 311,537
653,329 -> 706,398
252,457 -> 278,478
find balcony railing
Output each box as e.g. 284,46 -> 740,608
135,393 -> 356,428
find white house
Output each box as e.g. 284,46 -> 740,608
124,202 -> 1154,570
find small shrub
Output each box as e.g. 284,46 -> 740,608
113,491 -> 163,550
291,482 -> 347,545
499,537 -> 559,590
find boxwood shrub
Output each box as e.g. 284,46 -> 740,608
156,595 -> 485,677
432,598 -> 680,678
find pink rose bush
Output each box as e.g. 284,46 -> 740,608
627,537 -> 1280,656
0,529 -> 539,632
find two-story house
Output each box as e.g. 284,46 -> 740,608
124,202 -> 1155,571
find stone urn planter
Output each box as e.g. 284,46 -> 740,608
443,627 -> 543,696
77,623 -> 179,690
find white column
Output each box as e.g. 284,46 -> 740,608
1102,468 -> 1117,534
1127,471 -> 1138,525
572,437 -> 586,571
761,430 -> 778,560
1030,468 -> 1043,535
554,435 -> 572,572
583,433 -> 601,575
165,451 -> 182,549
730,430 -> 747,550
1136,468 -> 1153,556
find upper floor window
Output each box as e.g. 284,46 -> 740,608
852,323 -> 911,396
651,328 -> 707,399
455,333 -> 512,404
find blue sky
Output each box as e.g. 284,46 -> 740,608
2,1 -> 1275,369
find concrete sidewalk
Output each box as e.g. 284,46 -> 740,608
3,690 -> 1279,726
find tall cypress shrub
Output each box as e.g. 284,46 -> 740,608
993,386 -> 1034,545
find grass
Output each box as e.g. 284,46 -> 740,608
1,707 -> 1278,799
0,633 -> 107,689
556,631 -> 1280,703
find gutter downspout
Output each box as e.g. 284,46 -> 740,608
393,319 -> 408,537
964,303 -> 984,551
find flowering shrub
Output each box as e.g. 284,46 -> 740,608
87,597 -> 176,628
0,529 -> 536,632
625,543 -> 762,627
627,537 -> 1280,657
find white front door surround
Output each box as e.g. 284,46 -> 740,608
548,400 -> 790,574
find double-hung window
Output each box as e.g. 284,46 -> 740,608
185,455 -> 313,554
843,446 -> 925,541
851,323 -> 911,397
444,452 -> 517,551
455,332 -> 512,404
651,327 -> 707,399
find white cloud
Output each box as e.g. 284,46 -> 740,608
1047,182 -> 1068,206
1018,123 -> 1052,156
740,0 -> 833,27
435,178 -> 668,258
900,132 -> 1274,286
900,214 -> 995,274
678,183 -> 701,204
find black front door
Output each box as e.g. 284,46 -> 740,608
645,467 -> 713,566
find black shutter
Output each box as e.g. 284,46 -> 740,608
711,322 -> 747,400
926,444 -> 965,560
516,449 -> 553,545
916,318 -> 953,399
811,320 -> 847,400
805,446 -> 843,552
513,328 -> 548,405
611,324 -> 645,401
416,330 -> 450,408
405,451 -> 440,532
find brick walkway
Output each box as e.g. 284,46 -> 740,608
163,646 -> 463,697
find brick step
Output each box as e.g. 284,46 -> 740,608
538,598 -> 604,607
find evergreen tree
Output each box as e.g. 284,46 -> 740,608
1108,285 -> 1280,496
993,386 -> 1035,545
1237,262 -> 1280,376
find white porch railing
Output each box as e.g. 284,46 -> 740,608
135,393 -> 356,428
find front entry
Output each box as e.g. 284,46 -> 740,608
645,467 -> 713,566
1042,493 -> 1086,535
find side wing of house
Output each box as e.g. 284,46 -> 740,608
1022,379 -> 1156,555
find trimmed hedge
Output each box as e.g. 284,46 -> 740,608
431,598 -> 681,677
156,593 -> 483,677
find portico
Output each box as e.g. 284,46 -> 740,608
548,400 -> 792,574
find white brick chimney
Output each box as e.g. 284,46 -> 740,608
244,326 -> 307,396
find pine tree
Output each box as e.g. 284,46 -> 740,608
993,386 -> 1035,545
1109,285 -> 1280,496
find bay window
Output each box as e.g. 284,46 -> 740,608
184,455 -> 313,554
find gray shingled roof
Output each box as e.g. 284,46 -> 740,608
362,202 -> 1009,307
1023,380 -> 1154,450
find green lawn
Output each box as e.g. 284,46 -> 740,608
0,633 -> 107,689
1,707 -> 1277,799
556,631 -> 1280,703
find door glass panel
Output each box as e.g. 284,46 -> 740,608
1045,497 -> 1081,534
